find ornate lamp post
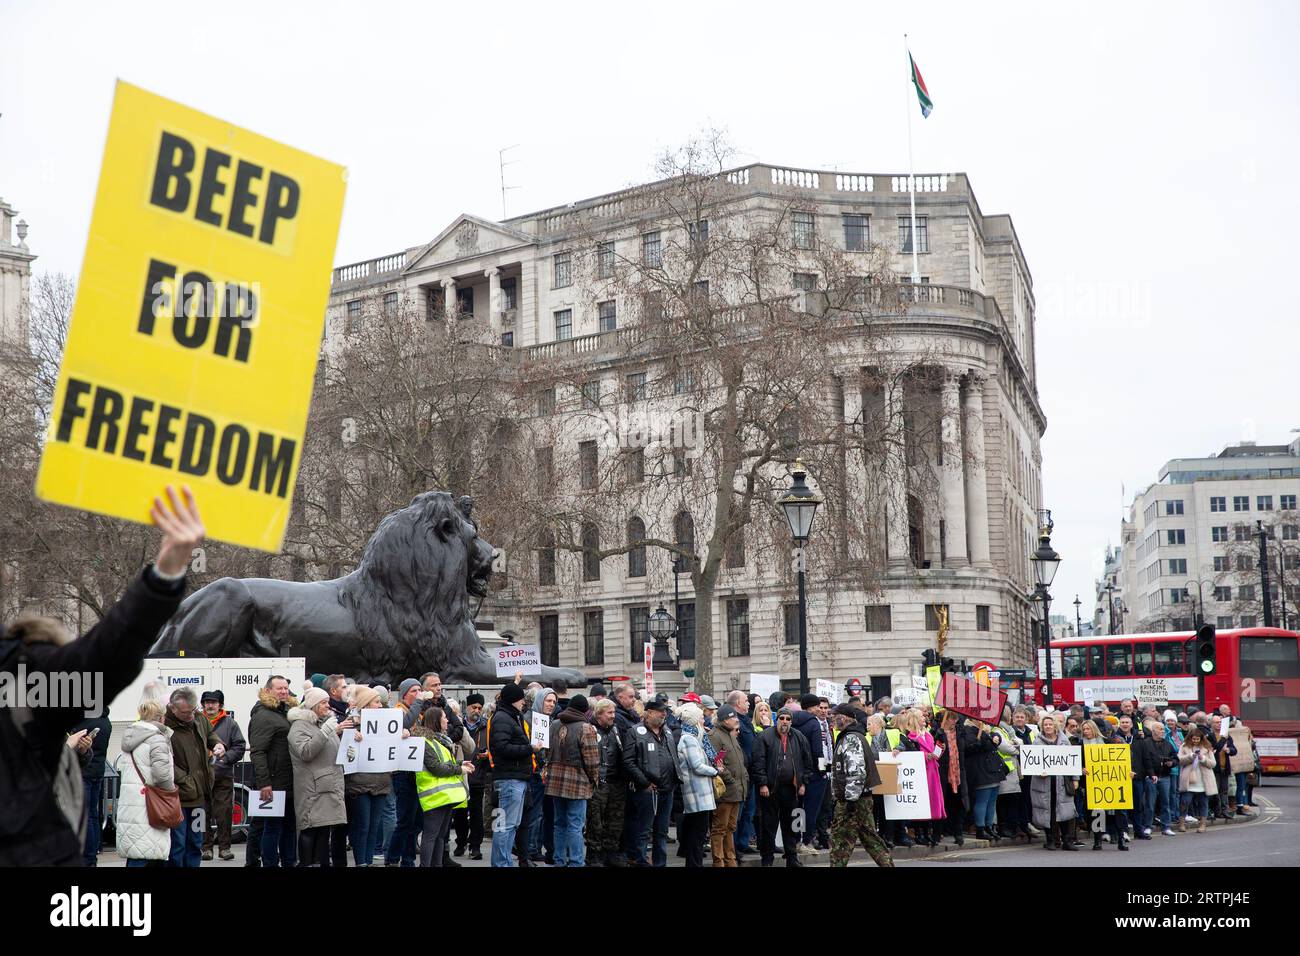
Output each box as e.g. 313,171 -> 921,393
647,603 -> 677,669
1030,510 -> 1062,840
776,458 -> 823,696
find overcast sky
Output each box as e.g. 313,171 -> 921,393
3,0 -> 1296,629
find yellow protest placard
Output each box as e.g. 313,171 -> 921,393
925,665 -> 941,712
1084,744 -> 1134,810
36,82 -> 346,551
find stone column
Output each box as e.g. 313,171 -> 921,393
963,371 -> 992,567
485,267 -> 501,333
884,378 -> 911,571
941,370 -> 969,567
441,277 -> 456,320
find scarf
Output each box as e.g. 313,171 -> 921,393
944,725 -> 960,792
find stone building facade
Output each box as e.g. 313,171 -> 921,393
0,197 -> 34,351
325,163 -> 1046,696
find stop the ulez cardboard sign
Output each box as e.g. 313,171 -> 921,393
36,81 -> 346,551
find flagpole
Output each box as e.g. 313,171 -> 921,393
905,34 -> 921,284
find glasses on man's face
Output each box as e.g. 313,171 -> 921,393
778,717 -> 792,723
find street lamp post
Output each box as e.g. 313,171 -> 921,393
1255,521 -> 1275,629
776,458 -> 823,697
647,603 -> 677,670
1183,579 -> 1211,630
1105,582 -> 1117,635
1073,595 -> 1083,637
1030,511 -> 1062,845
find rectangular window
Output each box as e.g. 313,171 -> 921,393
864,605 -> 893,632
383,291 -> 398,317
582,525 -> 601,582
1237,555 -> 1252,572
625,372 -> 647,403
598,300 -> 617,333
692,279 -> 710,304
1212,526 -> 1228,543
792,211 -> 815,249
500,331 -> 514,347
976,605 -> 991,631
1063,647 -> 1086,678
583,609 -> 604,666
1282,494 -> 1297,511
456,286 -> 474,317
1167,558 -> 1187,575
1240,615 -> 1257,628
1169,588 -> 1188,604
628,605 -> 649,663
783,603 -> 800,646
597,241 -> 615,278
1235,526 -> 1250,542
843,214 -> 869,251
642,231 -> 662,267
1165,500 -> 1184,515
1283,524 -> 1299,540
535,446 -> 554,488
1088,645 -> 1105,678
553,252 -> 572,288
689,219 -> 709,246
792,272 -> 817,291
1258,496 -> 1274,511
537,387 -> 556,416
1154,642 -> 1183,676
675,601 -> 696,660
1167,529 -> 1186,545
537,536 -> 555,587
1133,642 -> 1154,676
581,380 -> 601,409
539,614 -> 559,668
673,447 -> 694,478
726,598 -> 750,656
1216,615 -> 1234,629
1239,585 -> 1255,602
501,277 -> 517,311
1234,496 -> 1250,512
674,366 -> 695,394
579,440 -> 598,491
554,309 -> 573,341
924,604 -> 950,631
898,215 -> 928,253
725,529 -> 745,568
346,299 -> 361,332
1210,496 -> 1226,512
1106,643 -> 1133,676
1214,586 -> 1232,602
625,448 -> 645,486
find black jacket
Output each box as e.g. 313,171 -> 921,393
249,695 -> 295,791
596,721 -> 628,785
964,727 -> 1009,791
485,706 -> 534,781
751,726 -> 813,790
0,566 -> 185,867
623,722 -> 678,791
465,716 -> 491,787
1135,735 -> 1178,778
72,713 -> 114,783
792,710 -> 833,774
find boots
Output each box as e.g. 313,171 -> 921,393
1227,797 -> 1237,813
1092,832 -> 1103,851
1197,817 -> 1208,833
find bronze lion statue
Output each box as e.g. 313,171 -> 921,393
150,491 -> 586,687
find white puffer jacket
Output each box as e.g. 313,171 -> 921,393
117,721 -> 176,861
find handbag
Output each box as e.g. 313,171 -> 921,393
129,749 -> 183,830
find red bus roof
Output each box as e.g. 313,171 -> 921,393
1050,627 -> 1300,648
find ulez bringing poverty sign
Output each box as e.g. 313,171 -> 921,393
36,82 -> 346,551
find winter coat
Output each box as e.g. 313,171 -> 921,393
674,728 -> 719,814
249,689 -> 296,791
792,710 -> 833,773
545,711 -> 600,800
623,721 -> 679,791
1029,734 -> 1078,826
464,716 -> 490,788
485,706 -> 534,782
1135,736 -> 1178,779
965,727 -> 1009,791
164,709 -> 218,809
71,714 -> 113,783
996,723 -> 1022,795
735,711 -> 756,764
934,723 -> 972,806
832,726 -> 881,803
751,726 -> 812,791
707,725 -> 748,802
902,730 -> 947,821
117,721 -> 176,861
0,566 -> 184,867
206,712 -> 247,780
595,720 -> 628,786
1177,744 -> 1218,796
286,707 -> 347,830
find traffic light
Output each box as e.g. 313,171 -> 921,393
940,656 -> 955,674
922,648 -> 938,668
1195,623 -> 1217,676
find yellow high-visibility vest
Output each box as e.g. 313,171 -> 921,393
415,736 -> 468,812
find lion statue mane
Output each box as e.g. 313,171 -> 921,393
150,491 -> 586,687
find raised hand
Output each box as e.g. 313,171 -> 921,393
151,485 -> 205,577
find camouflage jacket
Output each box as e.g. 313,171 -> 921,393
833,727 -> 881,802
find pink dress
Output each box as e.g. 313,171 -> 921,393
909,731 -> 948,821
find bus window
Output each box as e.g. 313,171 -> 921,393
1155,642 -> 1184,675
1106,643 -> 1133,676
1088,645 -> 1105,677
1133,642 -> 1154,676
1063,647 -> 1087,678
1239,637 -> 1300,679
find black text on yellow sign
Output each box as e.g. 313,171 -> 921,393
36,82 -> 346,551
1084,744 -> 1135,810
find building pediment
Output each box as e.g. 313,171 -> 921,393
404,215 -> 534,273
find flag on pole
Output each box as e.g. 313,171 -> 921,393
909,53 -> 932,118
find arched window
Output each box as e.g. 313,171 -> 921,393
674,510 -> 696,572
582,522 -> 601,582
627,517 -> 647,578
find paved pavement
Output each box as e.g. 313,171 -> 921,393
96,776 -> 1300,868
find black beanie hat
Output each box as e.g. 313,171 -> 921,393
500,682 -> 526,706
465,693 -> 485,707
567,694 -> 590,714
201,690 -> 224,706
800,693 -> 821,710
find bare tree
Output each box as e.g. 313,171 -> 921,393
1213,512 -> 1300,627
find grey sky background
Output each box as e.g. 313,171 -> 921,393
2,0 -> 1296,627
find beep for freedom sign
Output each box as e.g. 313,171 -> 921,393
36,82 -> 346,551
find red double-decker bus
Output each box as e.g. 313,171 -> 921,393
1032,627 -> 1300,774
